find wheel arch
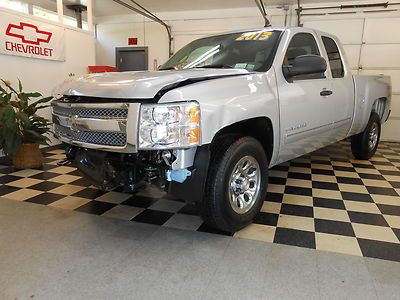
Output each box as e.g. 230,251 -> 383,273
167,117 -> 274,204
210,117 -> 274,163
372,97 -> 389,122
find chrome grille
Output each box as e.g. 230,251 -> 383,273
51,100 -> 135,151
54,124 -> 126,147
52,106 -> 128,119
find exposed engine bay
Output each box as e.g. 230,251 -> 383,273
64,144 -> 196,193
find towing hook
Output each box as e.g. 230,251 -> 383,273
161,150 -> 173,166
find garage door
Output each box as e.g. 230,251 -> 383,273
304,16 -> 400,142
171,14 -> 285,53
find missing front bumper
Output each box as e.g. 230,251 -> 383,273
66,146 -> 152,192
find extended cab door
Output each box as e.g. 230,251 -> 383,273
319,34 -> 355,141
275,29 -> 334,164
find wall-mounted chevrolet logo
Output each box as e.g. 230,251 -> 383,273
5,22 -> 52,45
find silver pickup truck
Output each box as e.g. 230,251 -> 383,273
52,26 -> 391,232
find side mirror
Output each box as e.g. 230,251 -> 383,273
284,55 -> 327,78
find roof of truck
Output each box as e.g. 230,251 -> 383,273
204,26 -> 337,41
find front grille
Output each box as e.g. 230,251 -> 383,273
54,124 -> 126,147
52,106 -> 128,119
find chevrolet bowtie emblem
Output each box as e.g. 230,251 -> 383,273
69,115 -> 80,132
5,22 -> 52,45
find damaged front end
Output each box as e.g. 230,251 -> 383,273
63,144 -> 210,202
65,145 -> 168,193
52,96 -> 209,202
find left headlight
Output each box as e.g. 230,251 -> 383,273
138,101 -> 201,150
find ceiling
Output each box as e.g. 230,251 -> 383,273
93,0 -> 369,16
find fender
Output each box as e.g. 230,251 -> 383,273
159,69 -> 281,166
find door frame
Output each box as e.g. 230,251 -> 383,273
273,28 -> 333,164
115,47 -> 148,71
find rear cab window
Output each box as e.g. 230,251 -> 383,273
322,36 -> 345,78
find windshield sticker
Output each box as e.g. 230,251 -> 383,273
234,63 -> 255,70
234,63 -> 248,69
235,31 -> 273,41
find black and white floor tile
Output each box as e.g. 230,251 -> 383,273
1,141 -> 400,262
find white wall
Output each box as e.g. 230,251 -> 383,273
0,7 -> 96,146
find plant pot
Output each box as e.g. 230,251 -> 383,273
12,143 -> 43,169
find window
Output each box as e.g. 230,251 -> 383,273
160,30 -> 282,72
0,0 -> 90,31
63,15 -> 88,30
32,5 -> 59,23
322,36 -> 344,78
283,33 -> 321,80
284,33 -> 320,66
0,0 -> 28,13
64,3 -> 88,30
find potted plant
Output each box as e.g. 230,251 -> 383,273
0,79 -> 52,169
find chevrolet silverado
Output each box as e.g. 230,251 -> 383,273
52,27 -> 391,232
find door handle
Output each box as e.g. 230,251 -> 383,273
320,89 -> 333,96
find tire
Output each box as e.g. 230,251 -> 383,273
351,112 -> 381,160
200,136 -> 269,232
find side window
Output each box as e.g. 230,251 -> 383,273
322,36 -> 344,78
284,33 -> 320,65
283,33 -> 321,80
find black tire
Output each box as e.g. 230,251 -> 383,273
351,112 -> 381,160
200,136 -> 269,232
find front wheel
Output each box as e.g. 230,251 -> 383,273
200,136 -> 269,232
351,112 -> 381,160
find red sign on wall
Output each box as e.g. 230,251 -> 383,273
128,37 -> 138,45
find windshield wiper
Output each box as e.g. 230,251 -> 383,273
196,64 -> 233,69
160,64 -> 233,70
159,66 -> 178,70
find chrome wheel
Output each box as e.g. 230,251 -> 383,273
368,122 -> 379,150
228,155 -> 261,214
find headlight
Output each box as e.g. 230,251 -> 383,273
138,101 -> 200,149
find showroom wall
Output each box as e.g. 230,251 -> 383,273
95,2 -> 399,142
0,6 -> 96,145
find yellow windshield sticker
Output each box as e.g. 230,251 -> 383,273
235,31 -> 273,41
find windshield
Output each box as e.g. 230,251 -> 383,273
160,30 -> 282,72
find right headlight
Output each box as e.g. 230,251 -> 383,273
138,101 -> 201,150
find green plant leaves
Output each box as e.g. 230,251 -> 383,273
2,105 -> 16,131
26,96 -> 52,115
0,79 -> 52,157
0,104 -> 19,157
23,92 -> 43,98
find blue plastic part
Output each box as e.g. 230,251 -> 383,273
165,169 -> 192,183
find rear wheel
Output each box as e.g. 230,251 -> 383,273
200,136 -> 269,232
351,112 -> 381,160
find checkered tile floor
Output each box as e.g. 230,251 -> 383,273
1,141 -> 400,262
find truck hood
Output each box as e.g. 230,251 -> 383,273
55,69 -> 250,100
